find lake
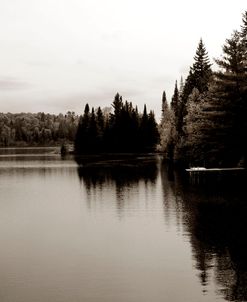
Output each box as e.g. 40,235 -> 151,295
0,147 -> 246,302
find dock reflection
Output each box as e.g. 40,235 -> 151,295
160,163 -> 247,301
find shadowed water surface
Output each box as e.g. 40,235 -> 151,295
0,148 -> 246,302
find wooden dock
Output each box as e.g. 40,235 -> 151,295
185,167 -> 246,184
186,167 -> 245,172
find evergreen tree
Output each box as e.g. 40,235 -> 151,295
88,107 -> 99,151
147,111 -> 160,150
171,81 -> 179,113
158,89 -> 173,156
161,90 -> 168,121
112,93 -> 123,118
103,115 -> 111,152
170,81 -> 181,133
193,85 -> 238,167
139,105 -> 149,150
215,31 -> 246,95
240,11 -> 247,48
185,27 -> 247,167
240,11 -> 247,79
130,106 -> 140,151
191,38 -> 212,93
121,101 -> 140,152
74,104 -> 90,153
96,107 -> 105,150
179,76 -> 184,95
183,88 -> 207,165
158,11 -> 247,166
74,94 -> 160,154
173,40 -> 212,163
213,30 -> 247,165
180,39 -> 212,122
96,107 -> 104,131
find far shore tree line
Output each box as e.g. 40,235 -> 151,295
0,11 -> 246,167
0,112 -> 79,146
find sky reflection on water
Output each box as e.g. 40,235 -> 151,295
0,148 -> 246,302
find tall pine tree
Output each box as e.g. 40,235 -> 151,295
174,40 -> 212,163
181,39 -> 212,120
191,38 -> 212,93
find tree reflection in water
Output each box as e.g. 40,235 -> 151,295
76,154 -> 158,186
160,162 -> 247,301
76,155 -> 247,301
76,154 -> 158,215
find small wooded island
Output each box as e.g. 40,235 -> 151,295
0,11 -> 247,169
74,95 -> 159,154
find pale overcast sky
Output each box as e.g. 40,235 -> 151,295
0,0 -> 246,118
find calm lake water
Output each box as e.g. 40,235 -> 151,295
0,147 -> 246,302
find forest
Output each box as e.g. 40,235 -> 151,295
0,11 -> 246,166
159,11 -> 247,167
0,98 -> 159,153
74,94 -> 159,153
0,111 -> 79,146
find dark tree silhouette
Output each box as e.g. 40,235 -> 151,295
74,94 -> 159,154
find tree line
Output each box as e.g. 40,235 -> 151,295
159,11 -> 247,168
0,111 -> 79,146
74,93 -> 159,153
1,10 -> 246,163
